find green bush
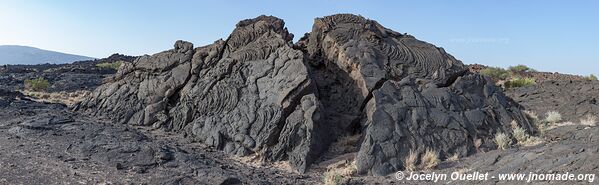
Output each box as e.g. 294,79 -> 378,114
585,74 -> 597,81
96,61 -> 123,70
508,65 -> 536,72
480,67 -> 510,80
505,77 -> 536,88
24,77 -> 50,91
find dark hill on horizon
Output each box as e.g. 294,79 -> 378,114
0,45 -> 95,65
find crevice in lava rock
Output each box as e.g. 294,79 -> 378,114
265,78 -> 314,147
359,78 -> 387,111
436,69 -> 469,88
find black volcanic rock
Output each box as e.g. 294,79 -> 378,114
0,89 -> 25,107
78,16 -> 327,173
77,14 -> 533,175
302,14 -> 532,175
0,53 -> 137,92
0,93 -> 317,184
506,80 -> 599,122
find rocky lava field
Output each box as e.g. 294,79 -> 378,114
1,14 -> 598,184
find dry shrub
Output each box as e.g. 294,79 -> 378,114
494,132 -> 512,150
580,115 -> 597,127
404,150 -> 418,172
420,148 -> 440,170
545,111 -> 562,124
512,126 -> 529,144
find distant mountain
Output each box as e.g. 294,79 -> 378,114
0,45 -> 95,65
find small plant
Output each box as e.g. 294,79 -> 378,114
545,111 -> 562,124
585,74 -> 598,81
24,77 -> 50,91
494,132 -> 512,150
508,64 -> 536,72
505,77 -> 536,88
420,148 -> 440,170
480,67 -> 509,80
96,61 -> 123,70
580,115 -> 597,127
404,150 -> 418,172
512,126 -> 529,144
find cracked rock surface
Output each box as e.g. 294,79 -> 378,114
506,80 -> 599,122
0,92 -> 318,184
77,14 -> 532,175
301,14 -> 533,175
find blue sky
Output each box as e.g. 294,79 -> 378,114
1,0 -> 597,76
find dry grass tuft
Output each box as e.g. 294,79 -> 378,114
494,132 -> 512,150
511,124 -> 545,147
545,111 -> 562,124
420,148 -> 440,170
404,150 -> 418,172
580,115 -> 597,127
512,126 -> 529,144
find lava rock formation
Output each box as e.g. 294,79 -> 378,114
77,14 -> 533,175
